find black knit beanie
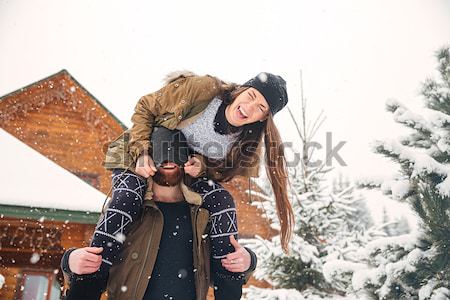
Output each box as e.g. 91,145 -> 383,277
151,127 -> 189,167
241,72 -> 288,116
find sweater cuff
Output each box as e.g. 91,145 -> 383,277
61,248 -> 77,278
242,247 -> 257,284
244,246 -> 257,273
129,143 -> 150,164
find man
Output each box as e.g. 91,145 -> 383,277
61,127 -> 257,300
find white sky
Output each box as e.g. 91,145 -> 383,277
1,0 -> 449,225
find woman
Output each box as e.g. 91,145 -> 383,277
95,70 -> 294,289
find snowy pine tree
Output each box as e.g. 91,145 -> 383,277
360,46 -> 450,299
243,72 -> 374,299
382,210 -> 411,237
244,154 -> 351,299
332,174 -> 374,233
324,46 -> 450,300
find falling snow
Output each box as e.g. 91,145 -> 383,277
0,274 -> 4,290
115,233 -> 126,243
30,253 -> 41,264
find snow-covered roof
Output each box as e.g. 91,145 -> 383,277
0,128 -> 106,212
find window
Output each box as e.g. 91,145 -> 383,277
17,271 -> 61,300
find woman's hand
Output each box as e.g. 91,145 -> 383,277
184,156 -> 203,177
135,152 -> 157,178
221,235 -> 251,273
68,247 -> 103,275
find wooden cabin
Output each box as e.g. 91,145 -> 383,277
0,128 -> 105,300
0,70 -> 273,299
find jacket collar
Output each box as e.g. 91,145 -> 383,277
144,181 -> 203,207
180,182 -> 203,205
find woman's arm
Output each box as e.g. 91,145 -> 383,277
128,92 -> 160,163
128,74 -> 223,164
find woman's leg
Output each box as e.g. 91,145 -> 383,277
62,168 -> 147,300
189,177 -> 245,300
91,168 -> 147,277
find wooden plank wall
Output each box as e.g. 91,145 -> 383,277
0,217 -> 96,299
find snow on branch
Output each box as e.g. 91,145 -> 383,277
373,139 -> 450,196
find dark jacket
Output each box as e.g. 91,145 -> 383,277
62,198 -> 256,300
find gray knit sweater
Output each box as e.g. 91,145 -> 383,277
179,97 -> 241,160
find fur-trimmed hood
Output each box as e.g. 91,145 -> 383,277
163,70 -> 198,85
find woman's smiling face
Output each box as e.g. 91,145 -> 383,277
225,87 -> 270,127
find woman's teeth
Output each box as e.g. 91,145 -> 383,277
238,106 -> 248,118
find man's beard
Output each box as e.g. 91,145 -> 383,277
153,166 -> 184,186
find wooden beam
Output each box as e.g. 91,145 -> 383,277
0,205 -> 100,224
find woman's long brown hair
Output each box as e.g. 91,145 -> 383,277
206,83 -> 294,253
